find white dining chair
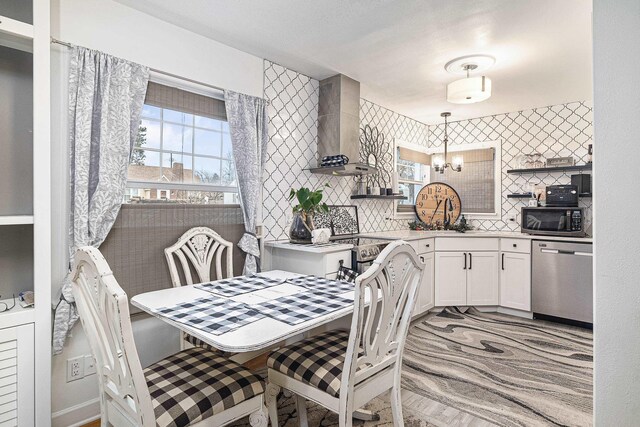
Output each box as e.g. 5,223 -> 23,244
71,246 -> 268,427
165,226 -> 234,351
265,240 -> 424,427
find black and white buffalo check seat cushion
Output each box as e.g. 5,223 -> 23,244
267,329 -> 351,398
144,347 -> 264,427
183,333 -> 224,354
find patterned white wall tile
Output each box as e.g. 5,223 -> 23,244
428,102 -> 593,234
262,60 -> 593,239
262,61 -> 430,241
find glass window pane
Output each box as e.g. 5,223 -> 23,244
124,187 -> 239,205
139,119 -> 161,150
163,123 -> 193,153
141,104 -> 161,119
162,153 -> 193,183
222,133 -> 233,158
193,157 -> 221,185
398,183 -> 422,206
163,108 -> 194,125
194,115 -> 223,130
128,150 -> 161,182
194,129 -> 222,157
221,160 -> 236,186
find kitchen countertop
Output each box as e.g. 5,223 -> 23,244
360,229 -> 593,243
264,240 -> 354,253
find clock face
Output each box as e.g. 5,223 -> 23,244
415,183 -> 462,225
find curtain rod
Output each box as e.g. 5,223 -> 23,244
50,37 -> 227,93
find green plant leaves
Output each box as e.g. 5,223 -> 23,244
289,185 -> 329,214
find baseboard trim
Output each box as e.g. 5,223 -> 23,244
52,398 -> 100,427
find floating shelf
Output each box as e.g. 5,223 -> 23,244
507,193 -> 592,199
350,194 -> 407,200
307,163 -> 378,176
0,215 -> 34,225
507,164 -> 592,174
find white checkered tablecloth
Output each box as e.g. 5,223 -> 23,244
195,274 -> 284,298
286,275 -> 355,295
248,292 -> 354,326
152,296 -> 264,335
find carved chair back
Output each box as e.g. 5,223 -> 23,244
340,241 -> 423,398
165,226 -> 234,287
71,246 -> 155,427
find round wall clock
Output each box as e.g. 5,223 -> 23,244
415,182 -> 462,226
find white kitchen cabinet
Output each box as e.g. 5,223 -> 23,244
467,252 -> 500,305
434,252 -> 467,306
500,251 -> 532,311
435,250 -> 499,307
414,252 -> 434,316
0,323 -> 34,426
264,241 -> 353,278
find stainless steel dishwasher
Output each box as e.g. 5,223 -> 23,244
532,240 -> 593,327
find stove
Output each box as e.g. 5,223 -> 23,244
332,236 -> 392,265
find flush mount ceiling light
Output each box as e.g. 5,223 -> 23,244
445,55 -> 495,104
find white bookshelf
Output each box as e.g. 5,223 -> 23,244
0,215 -> 34,225
0,0 -> 50,424
0,14 -> 34,39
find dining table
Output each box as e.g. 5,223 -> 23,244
131,269 -> 380,421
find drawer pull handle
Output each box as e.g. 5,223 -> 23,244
513,243 -> 517,248
420,256 -> 424,263
463,253 -> 467,270
426,243 -> 430,247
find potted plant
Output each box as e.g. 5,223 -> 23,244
288,184 -> 329,244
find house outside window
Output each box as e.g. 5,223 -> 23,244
125,81 -> 239,205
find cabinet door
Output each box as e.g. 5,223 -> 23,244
414,252 -> 435,316
0,323 -> 34,426
467,252 -> 499,305
500,251 -> 532,311
435,252 -> 467,306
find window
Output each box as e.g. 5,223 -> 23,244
395,143 -> 431,214
394,140 -> 501,219
434,143 -> 500,217
126,82 -> 239,205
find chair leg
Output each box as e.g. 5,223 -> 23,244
265,383 -> 281,427
390,380 -> 404,427
295,395 -> 308,427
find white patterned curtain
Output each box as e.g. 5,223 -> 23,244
224,90 -> 269,275
52,46 -> 149,355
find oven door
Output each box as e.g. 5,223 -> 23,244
521,208 -> 585,236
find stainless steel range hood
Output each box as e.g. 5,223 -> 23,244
307,74 -> 377,176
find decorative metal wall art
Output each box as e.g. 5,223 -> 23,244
359,124 -> 393,189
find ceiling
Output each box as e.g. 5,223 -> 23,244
114,0 -> 593,124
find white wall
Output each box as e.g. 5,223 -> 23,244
593,0 -> 640,424
50,0 -> 264,424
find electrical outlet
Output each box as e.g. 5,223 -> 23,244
84,355 -> 96,376
67,356 -> 85,382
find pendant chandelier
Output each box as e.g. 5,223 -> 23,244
432,112 -> 463,174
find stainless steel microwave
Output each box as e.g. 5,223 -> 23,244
521,207 -> 586,237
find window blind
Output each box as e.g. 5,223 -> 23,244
399,147 -> 431,165
145,81 -> 227,121
100,204 -> 245,313
436,147 -> 496,214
